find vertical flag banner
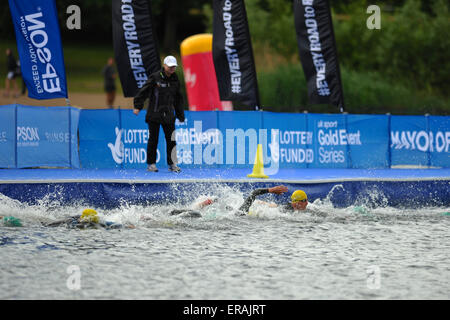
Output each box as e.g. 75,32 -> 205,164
112,0 -> 161,97
212,0 -> 260,109
8,0 -> 68,100
293,0 -> 345,111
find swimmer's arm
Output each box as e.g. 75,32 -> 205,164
238,185 -> 288,213
45,220 -> 65,227
44,216 -> 77,227
169,209 -> 188,216
238,188 -> 270,213
100,221 -> 135,229
193,197 -> 218,209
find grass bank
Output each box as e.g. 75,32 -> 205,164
256,63 -> 449,115
1,41 -> 118,94
1,41 -> 448,115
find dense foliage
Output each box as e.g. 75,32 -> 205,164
204,0 -> 449,113
0,0 -> 448,114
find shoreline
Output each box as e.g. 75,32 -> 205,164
0,89 -> 134,109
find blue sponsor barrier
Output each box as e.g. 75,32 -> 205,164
1,107 -> 449,209
262,112 -> 310,169
1,106 -> 449,169
307,113 -> 349,168
78,109 -> 121,168
0,104 -> 80,168
429,116 -> 450,168
77,109 -> 450,169
176,111 -> 219,168
390,115 -> 429,167
347,114 -> 389,168
1,168 -> 449,209
0,105 -> 16,168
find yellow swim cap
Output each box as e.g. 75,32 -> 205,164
80,208 -> 99,223
291,190 -> 307,202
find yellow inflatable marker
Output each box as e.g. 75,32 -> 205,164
180,34 -> 233,111
247,144 -> 268,179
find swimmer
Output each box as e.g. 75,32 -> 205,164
237,185 -> 308,214
0,215 -> 23,227
45,209 -> 135,229
168,185 -> 308,217
167,197 -> 218,218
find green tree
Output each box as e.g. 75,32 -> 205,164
1,0 -> 210,52
334,0 -> 450,96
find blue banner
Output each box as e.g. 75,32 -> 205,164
76,109 -> 450,170
218,111 -> 263,168
79,111 -> 221,169
347,115 -> 389,168
16,105 -> 78,168
428,116 -> 450,168
116,110 -> 150,169
78,110 -> 121,169
8,0 -> 68,99
175,112 -> 219,168
307,114 -> 349,168
70,107 -> 80,168
262,112 -> 310,169
4,106 -> 448,170
0,105 -> 79,168
390,116 -> 429,167
0,105 -> 17,168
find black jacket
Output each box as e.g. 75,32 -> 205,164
134,69 -> 184,124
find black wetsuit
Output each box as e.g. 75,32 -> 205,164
238,188 -> 293,215
170,189 -> 293,218
169,189 -> 295,218
45,215 -> 123,229
169,209 -> 202,218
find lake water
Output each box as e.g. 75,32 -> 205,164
1,187 -> 449,300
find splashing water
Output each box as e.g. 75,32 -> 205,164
0,186 -> 449,300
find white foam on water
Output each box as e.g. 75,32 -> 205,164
1,184 -> 449,300
1,183 -> 449,228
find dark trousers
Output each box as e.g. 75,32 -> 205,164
147,121 -> 177,165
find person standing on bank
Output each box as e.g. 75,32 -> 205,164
4,48 -> 19,98
133,56 -> 185,172
102,57 -> 117,108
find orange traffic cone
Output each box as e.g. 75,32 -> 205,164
247,144 -> 268,179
